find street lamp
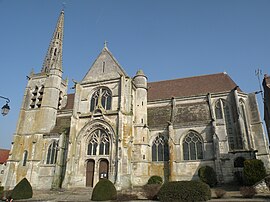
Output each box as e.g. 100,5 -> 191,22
0,96 -> 10,116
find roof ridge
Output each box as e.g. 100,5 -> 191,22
148,72 -> 227,84
148,72 -> 230,83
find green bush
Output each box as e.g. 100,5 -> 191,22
10,178 -> 33,200
147,175 -> 163,184
143,184 -> 161,200
157,181 -> 211,202
198,165 -> 217,187
0,186 -> 3,200
214,188 -> 226,198
91,179 -> 117,201
243,159 -> 266,186
240,186 -> 257,198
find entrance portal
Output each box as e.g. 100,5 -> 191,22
99,159 -> 109,179
86,159 -> 95,187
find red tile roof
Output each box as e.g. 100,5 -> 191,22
148,72 -> 239,101
62,72 -> 240,108
0,149 -> 9,164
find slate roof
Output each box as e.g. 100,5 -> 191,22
61,93 -> 75,110
0,149 -> 9,164
148,72 -> 239,101
50,116 -> 71,133
62,72 -> 239,109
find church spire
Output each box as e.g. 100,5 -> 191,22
41,10 -> 64,73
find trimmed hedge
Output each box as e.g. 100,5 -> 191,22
11,178 -> 33,200
243,159 -> 266,186
91,179 -> 117,201
198,165 -> 217,187
157,180 -> 211,202
147,175 -> 163,184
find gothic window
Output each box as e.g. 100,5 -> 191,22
223,100 -> 242,150
239,100 -> 251,148
215,100 -> 223,119
152,134 -> 169,162
46,141 -> 58,164
22,150 -> 28,166
87,129 -> 110,156
90,88 -> 112,112
183,131 -> 203,161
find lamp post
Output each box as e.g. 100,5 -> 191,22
0,96 -> 10,116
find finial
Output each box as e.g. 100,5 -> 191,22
62,2 -> 66,12
104,40 -> 108,48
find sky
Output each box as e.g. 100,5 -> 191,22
0,0 -> 269,149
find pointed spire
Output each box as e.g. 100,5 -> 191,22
41,10 -> 64,73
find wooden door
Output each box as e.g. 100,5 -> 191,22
99,159 -> 109,179
86,160 -> 95,187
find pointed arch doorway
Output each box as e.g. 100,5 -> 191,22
99,159 -> 109,179
86,159 -> 95,187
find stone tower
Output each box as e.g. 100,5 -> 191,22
3,10 -> 68,189
132,70 -> 150,184
16,10 -> 66,135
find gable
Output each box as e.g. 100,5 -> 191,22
82,47 -> 127,83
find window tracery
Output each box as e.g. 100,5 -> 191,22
87,129 -> 110,156
152,134 -> 169,162
90,88 -> 112,112
46,140 -> 58,164
183,131 -> 203,160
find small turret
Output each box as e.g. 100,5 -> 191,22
133,69 -> 147,89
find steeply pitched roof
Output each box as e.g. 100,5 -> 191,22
61,93 -> 75,110
148,72 -> 239,101
62,72 -> 239,110
0,149 -> 10,164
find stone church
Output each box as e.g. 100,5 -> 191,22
2,11 -> 270,190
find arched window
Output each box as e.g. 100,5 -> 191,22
239,100 -> 252,149
90,88 -> 112,112
22,150 -> 28,166
215,100 -> 223,119
46,141 -> 58,164
152,134 -> 169,162
87,129 -> 110,156
183,131 -> 203,160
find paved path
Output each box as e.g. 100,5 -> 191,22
14,187 -> 270,201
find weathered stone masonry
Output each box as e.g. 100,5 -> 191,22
2,10 -> 270,190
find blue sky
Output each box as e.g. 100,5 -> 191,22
0,0 -> 269,149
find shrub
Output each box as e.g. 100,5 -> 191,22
240,186 -> 257,198
91,179 -> 117,201
214,188 -> 226,198
157,181 -> 211,202
10,178 -> 33,200
265,176 -> 270,189
198,165 -> 217,187
143,184 -> 161,200
0,186 -> 3,200
147,175 -> 163,184
243,159 -> 266,186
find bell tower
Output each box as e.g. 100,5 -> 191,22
16,10 -> 67,135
